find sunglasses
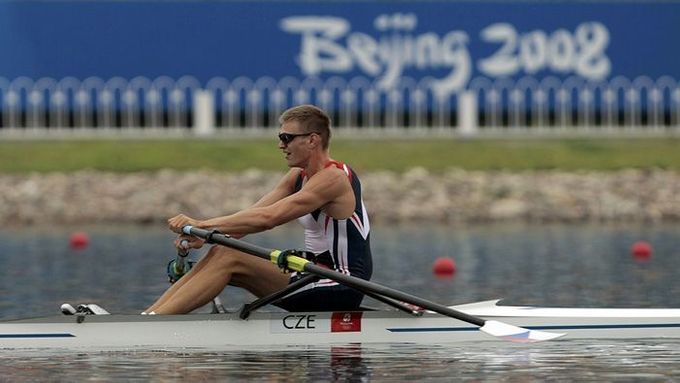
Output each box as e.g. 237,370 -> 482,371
278,132 -> 314,145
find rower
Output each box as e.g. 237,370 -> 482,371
144,105 -> 374,315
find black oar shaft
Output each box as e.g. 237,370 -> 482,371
303,263 -> 485,326
200,231 -> 274,261
183,226 -> 485,327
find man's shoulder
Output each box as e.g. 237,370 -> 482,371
318,164 -> 351,181
300,166 -> 350,190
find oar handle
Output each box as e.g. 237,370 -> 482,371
178,239 -> 189,255
168,239 -> 190,283
176,239 -> 189,272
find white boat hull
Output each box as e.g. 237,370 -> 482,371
2,300 -> 680,350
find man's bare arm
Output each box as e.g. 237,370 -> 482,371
249,168 -> 301,208
183,167 -> 351,234
167,168 -> 300,235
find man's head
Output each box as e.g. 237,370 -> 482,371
278,105 -> 331,150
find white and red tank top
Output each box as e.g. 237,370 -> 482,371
294,160 -> 372,282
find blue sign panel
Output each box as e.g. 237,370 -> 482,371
0,1 -> 678,131
0,0 -> 678,93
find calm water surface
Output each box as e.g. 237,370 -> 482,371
1,222 -> 679,381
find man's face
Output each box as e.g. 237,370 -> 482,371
278,121 -> 313,168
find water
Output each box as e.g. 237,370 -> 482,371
1,341 -> 680,381
1,222 -> 680,381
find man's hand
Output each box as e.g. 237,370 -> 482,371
168,214 -> 200,234
175,234 -> 205,250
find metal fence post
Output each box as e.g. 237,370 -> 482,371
458,90 -> 478,136
194,89 -> 215,136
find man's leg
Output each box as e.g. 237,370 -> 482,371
147,245 -> 291,314
144,245 -> 225,313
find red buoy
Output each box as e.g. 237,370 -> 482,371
432,257 -> 456,277
631,241 -> 652,259
69,232 -> 90,250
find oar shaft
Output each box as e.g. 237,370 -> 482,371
183,226 -> 484,326
303,263 -> 485,326
181,225 -> 564,342
185,227 -> 274,261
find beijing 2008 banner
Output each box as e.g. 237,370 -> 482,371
0,0 -> 678,95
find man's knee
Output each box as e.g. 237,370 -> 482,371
205,245 -> 252,271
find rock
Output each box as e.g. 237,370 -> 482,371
0,169 -> 678,225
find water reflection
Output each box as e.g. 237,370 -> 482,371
1,340 -> 680,381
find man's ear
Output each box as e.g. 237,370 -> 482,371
308,133 -> 320,149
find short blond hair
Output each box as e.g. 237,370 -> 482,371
279,105 -> 331,149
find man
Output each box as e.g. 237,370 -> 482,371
144,105 -> 372,314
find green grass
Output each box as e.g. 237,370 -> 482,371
1,137 -> 678,173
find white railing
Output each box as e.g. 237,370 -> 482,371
1,75 -> 679,137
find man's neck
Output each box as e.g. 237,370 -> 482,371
303,151 -> 331,177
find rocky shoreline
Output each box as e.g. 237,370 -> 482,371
1,169 -> 678,225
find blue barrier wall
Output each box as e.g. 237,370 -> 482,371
1,0 -> 678,92
1,1 -> 679,131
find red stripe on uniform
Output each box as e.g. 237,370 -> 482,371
350,213 -> 363,232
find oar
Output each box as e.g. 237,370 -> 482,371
182,226 -> 564,343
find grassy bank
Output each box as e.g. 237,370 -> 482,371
1,137 -> 679,173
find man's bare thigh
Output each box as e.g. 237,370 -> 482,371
225,248 -> 291,298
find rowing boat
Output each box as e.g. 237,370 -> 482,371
3,227 -> 678,350
2,300 -> 680,349
1,299 -> 680,350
